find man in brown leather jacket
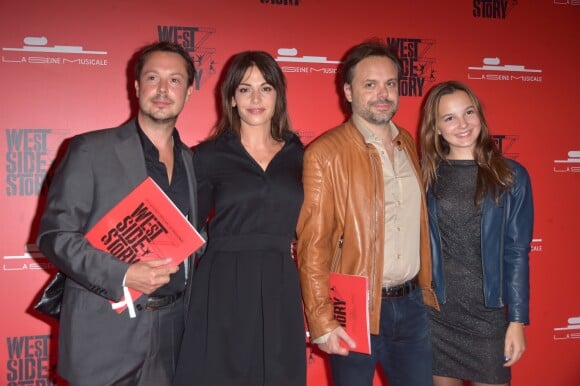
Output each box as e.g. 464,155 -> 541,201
296,40 -> 439,386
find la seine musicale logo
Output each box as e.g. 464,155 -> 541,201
275,47 -> 339,75
554,150 -> 580,173
2,244 -> 53,272
467,57 -> 542,82
554,316 -> 580,341
553,0 -> 580,5
2,36 -> 108,66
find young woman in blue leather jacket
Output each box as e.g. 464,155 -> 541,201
419,81 -> 533,386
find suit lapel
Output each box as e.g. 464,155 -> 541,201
114,120 -> 148,188
180,147 -> 197,228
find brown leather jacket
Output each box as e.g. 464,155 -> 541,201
296,120 -> 439,340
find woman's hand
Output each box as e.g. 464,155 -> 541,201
503,322 -> 526,367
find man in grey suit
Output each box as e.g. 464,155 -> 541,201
37,41 -> 197,385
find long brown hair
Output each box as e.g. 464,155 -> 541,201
212,51 -> 291,141
419,81 -> 513,204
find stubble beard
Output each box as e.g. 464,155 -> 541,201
140,98 -> 180,126
143,111 -> 178,125
360,99 -> 399,126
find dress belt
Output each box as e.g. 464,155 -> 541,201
382,277 -> 417,299
145,292 -> 183,311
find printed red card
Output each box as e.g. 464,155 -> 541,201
85,177 -> 205,315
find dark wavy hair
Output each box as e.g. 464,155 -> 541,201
212,51 -> 291,141
340,39 -> 402,87
336,39 -> 401,114
420,80 -> 513,204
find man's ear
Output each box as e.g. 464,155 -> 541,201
343,83 -> 352,103
135,80 -> 140,98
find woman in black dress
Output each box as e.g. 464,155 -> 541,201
419,81 -> 533,386
172,51 -> 305,386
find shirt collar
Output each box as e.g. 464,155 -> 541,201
135,120 -> 183,156
352,118 -> 399,145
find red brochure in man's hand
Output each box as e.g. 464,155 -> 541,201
85,177 -> 205,316
330,273 -> 371,354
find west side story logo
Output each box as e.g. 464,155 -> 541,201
5,334 -> 56,385
554,150 -> 580,173
100,202 -> 169,264
2,36 -> 108,66
467,57 -> 542,82
492,134 -> 519,159
260,0 -> 300,5
472,0 -> 517,19
387,37 -> 437,97
4,128 -> 68,197
157,25 -> 216,91
5,129 -> 51,197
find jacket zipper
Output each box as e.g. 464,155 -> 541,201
330,235 -> 344,272
497,194 -> 506,306
430,193 -> 446,303
368,146 -> 379,312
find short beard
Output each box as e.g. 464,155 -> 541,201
361,106 -> 397,126
141,110 -> 178,126
364,111 -> 395,125
354,99 -> 399,126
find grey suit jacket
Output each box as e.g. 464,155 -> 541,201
37,119 -> 198,384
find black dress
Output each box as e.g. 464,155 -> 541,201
173,131 -> 306,386
429,160 -> 510,384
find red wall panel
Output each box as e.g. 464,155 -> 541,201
1,1 -> 578,385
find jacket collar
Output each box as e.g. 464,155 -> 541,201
344,118 -> 407,151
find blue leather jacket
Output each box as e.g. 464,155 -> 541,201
427,159 -> 533,324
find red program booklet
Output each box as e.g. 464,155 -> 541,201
85,177 -> 205,316
329,272 -> 371,354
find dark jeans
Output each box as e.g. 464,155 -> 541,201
329,286 -> 432,386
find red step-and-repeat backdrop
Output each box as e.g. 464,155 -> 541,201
1,1 -> 579,385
